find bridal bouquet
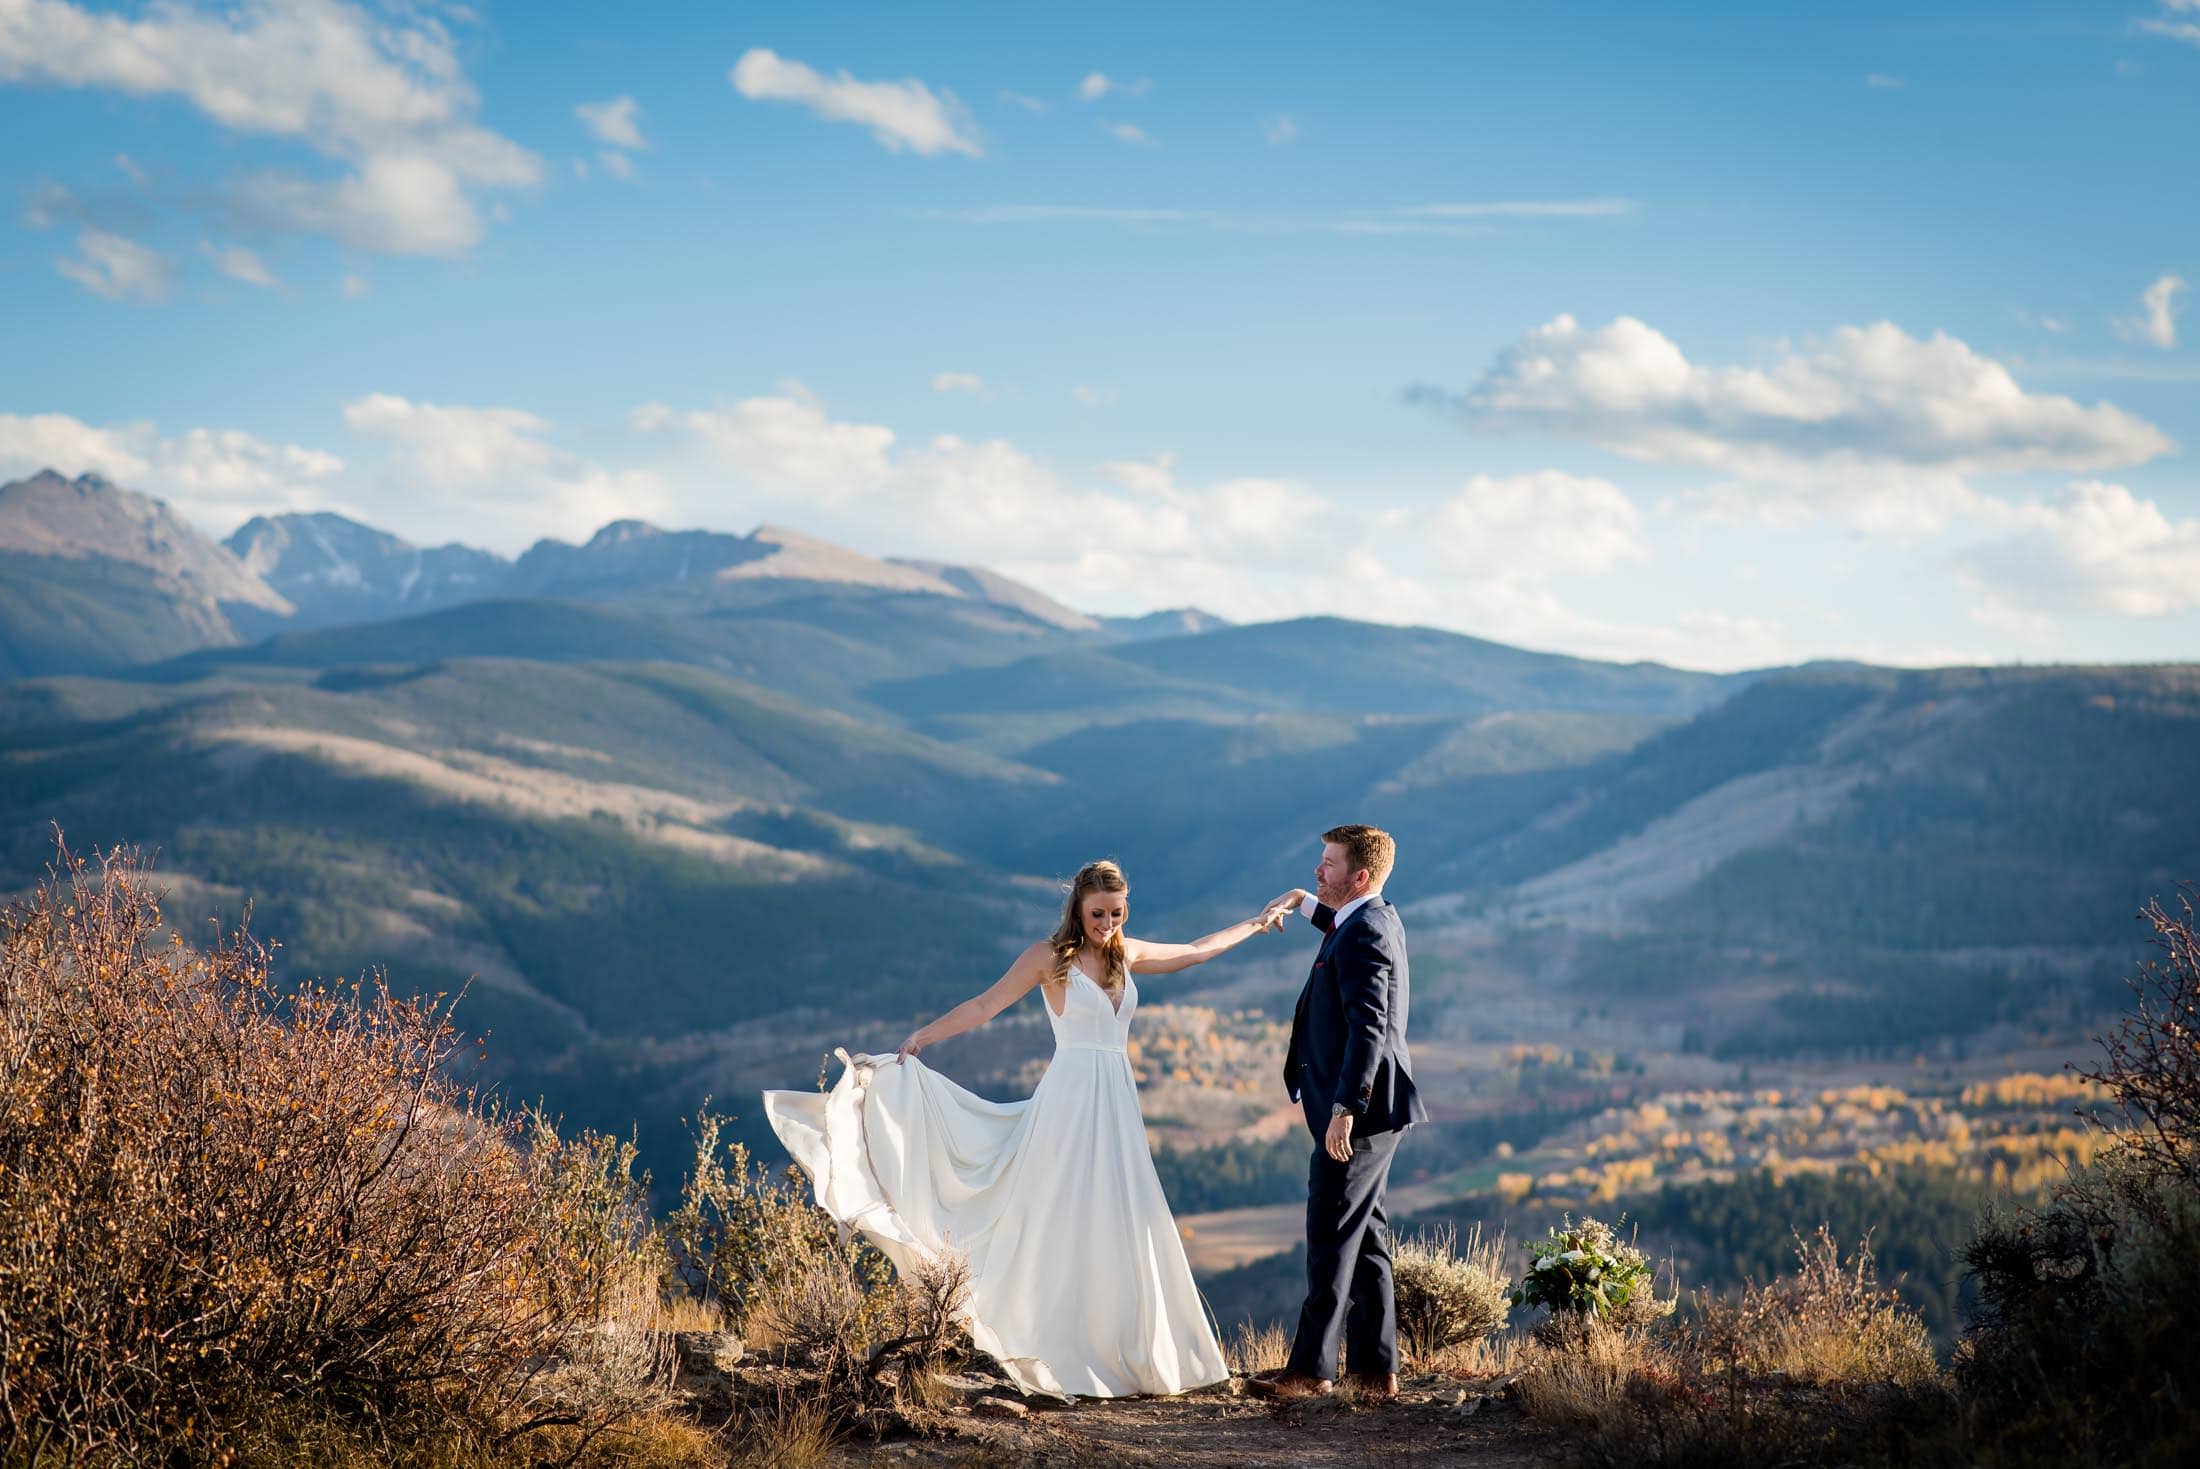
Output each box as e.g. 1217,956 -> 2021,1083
1510,1213 -> 1657,1321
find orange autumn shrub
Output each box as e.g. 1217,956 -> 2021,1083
0,843 -> 637,1462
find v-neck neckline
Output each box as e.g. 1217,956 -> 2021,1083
1071,959 -> 1125,1016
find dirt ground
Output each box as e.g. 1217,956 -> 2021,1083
712,1363 -> 1562,1468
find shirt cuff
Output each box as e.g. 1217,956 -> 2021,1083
1298,894 -> 1319,921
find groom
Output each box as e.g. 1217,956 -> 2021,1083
1249,824 -> 1427,1403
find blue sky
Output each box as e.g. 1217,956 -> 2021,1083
3,0 -> 2197,669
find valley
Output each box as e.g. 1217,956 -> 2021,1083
2,466 -> 2191,1337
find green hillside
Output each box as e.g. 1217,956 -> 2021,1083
0,654 -> 1068,1185
141,591 -> 1094,716
0,551 -> 240,679
872,616 -> 1743,730
6,602 -> 2195,1195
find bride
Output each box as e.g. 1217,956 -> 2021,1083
762,859 -> 1304,1398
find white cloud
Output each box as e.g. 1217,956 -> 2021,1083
0,410 -> 343,528
1414,471 -> 1649,579
340,271 -> 369,298
1866,73 -> 1906,88
1264,113 -> 1298,145
0,0 -> 541,258
0,411 -> 155,483
576,95 -> 647,150
2115,273 -> 2186,349
1425,313 -> 2173,531
920,200 -> 1635,233
155,426 -> 345,522
598,149 -> 635,181
231,152 -> 496,257
54,229 -> 173,301
343,395 -> 557,487
925,204 -> 1221,227
635,396 -> 1300,567
2140,0 -> 2200,45
345,393 -> 667,549
1398,199 -> 1636,219
1105,121 -> 1155,146
931,371 -> 989,399
1077,72 -> 1149,102
729,48 -> 981,157
0,390 -> 1791,671
1332,567 -> 1791,670
1958,480 -> 2200,620
202,240 -> 279,288
1000,90 -> 1049,113
1096,452 -> 1176,495
625,391 -> 1754,660
1072,384 -> 1117,408
1338,470 -> 1735,665
629,392 -> 895,498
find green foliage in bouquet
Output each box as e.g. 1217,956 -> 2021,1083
1510,1213 -> 1662,1323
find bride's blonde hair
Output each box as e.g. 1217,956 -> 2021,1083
1049,860 -> 1129,990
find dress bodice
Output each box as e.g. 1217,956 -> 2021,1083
1047,964 -> 1135,1053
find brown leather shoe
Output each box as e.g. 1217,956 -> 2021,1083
1345,1370 -> 1401,1402
1245,1368 -> 1334,1401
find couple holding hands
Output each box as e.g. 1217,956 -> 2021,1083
763,823 -> 1425,1401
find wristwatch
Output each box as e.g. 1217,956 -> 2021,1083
1330,1102 -> 1353,1118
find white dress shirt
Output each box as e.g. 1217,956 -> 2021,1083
1298,891 -> 1375,930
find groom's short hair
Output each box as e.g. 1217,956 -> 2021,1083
1323,824 -> 1395,888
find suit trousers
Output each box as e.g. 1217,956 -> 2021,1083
1285,1125 -> 1402,1381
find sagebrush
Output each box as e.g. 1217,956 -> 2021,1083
0,843 -> 691,1464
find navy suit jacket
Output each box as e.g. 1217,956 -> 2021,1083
1282,895 -> 1428,1139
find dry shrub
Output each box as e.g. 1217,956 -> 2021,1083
732,1387 -> 834,1469
1393,1223 -> 1511,1364
662,1104 -> 894,1342
1948,888 -> 2200,1468
665,1109 -> 995,1442
1690,1228 -> 1940,1390
875,1250 -> 974,1412
1415,1331 -> 1518,1380
0,844 -> 673,1463
748,1242 -> 879,1392
1511,1235 -> 1947,1469
1510,1317 -> 1923,1469
1512,1316 -> 1655,1428
516,1115 -> 687,1439
1225,1319 -> 1291,1376
2079,887 -> 2200,1199
650,1295 -> 725,1334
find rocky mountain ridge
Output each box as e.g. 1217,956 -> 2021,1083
0,469 -> 1219,671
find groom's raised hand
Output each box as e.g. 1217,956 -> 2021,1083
1261,888 -> 1311,929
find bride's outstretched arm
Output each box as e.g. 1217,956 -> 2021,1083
1128,890 -> 1309,975
894,941 -> 1049,1063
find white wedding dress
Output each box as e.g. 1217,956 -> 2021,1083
761,965 -> 1231,1398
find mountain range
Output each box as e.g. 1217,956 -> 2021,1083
2,465 -> 2193,1188
0,469 -> 1216,680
